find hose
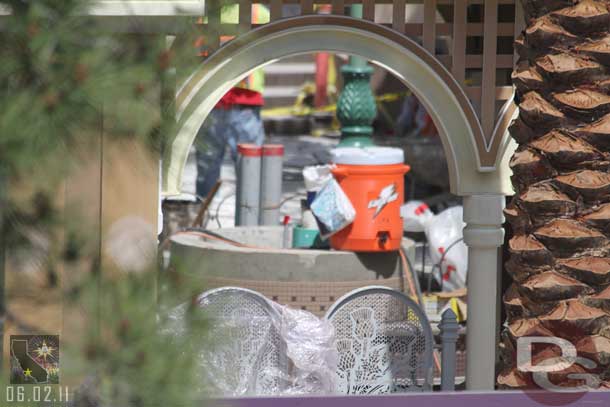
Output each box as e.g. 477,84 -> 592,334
172,230 -> 281,252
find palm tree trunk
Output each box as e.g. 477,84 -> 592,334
499,0 -> 610,389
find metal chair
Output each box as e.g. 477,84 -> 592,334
325,286 -> 434,394
196,287 -> 284,396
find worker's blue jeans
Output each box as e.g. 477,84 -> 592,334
195,107 -> 265,198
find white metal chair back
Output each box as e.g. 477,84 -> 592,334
197,287 -> 283,396
325,286 -> 434,394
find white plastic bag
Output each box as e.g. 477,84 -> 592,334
424,206 -> 467,291
400,201 -> 434,233
302,165 -> 333,192
310,178 -> 356,239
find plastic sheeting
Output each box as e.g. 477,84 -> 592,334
424,206 -> 467,291
400,200 -> 434,233
163,294 -> 338,397
275,304 -> 337,394
302,164 -> 333,192
402,204 -> 468,291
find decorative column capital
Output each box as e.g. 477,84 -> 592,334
463,195 -> 505,226
336,65 -> 376,147
462,194 -> 505,248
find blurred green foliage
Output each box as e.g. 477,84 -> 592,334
0,1 -> 208,406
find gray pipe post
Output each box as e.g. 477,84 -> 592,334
236,144 -> 262,226
260,145 -> 284,225
439,308 -> 459,391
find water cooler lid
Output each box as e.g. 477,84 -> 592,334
331,147 -> 404,165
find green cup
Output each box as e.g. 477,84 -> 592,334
292,226 -> 326,249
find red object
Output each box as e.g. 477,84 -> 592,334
237,144 -> 262,157
195,32 -> 263,108
443,265 -> 456,281
314,52 -> 329,107
216,87 -> 264,108
330,163 -> 410,252
283,215 -> 291,225
262,144 -> 285,156
414,203 -> 429,215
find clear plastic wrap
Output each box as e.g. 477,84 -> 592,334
272,303 -> 338,394
162,292 -> 338,397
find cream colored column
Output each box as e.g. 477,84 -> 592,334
463,194 -> 505,390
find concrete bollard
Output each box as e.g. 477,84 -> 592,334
260,144 -> 284,225
439,308 -> 459,391
236,144 -> 262,226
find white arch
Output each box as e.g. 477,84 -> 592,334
162,15 -> 517,389
162,15 -> 513,197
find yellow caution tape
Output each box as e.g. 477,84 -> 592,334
450,297 -> 463,323
261,90 -> 412,119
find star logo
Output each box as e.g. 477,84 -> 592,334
23,368 -> 32,378
34,340 -> 55,362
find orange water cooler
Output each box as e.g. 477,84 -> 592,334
330,147 -> 410,252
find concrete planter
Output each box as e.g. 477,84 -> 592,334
168,226 -> 414,316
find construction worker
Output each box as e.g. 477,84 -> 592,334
194,4 -> 269,199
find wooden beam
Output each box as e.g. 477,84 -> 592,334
363,0 -> 375,21
513,0 -> 524,64
85,1 -> 206,16
300,0 -> 314,15
270,0 -> 282,20
379,53 -> 514,70
465,86 -> 514,102
481,0 -> 499,138
452,0 -> 467,86
0,0 -> 520,15
392,0 -> 406,33
222,0 -> 516,4
238,0 -> 252,34
207,0 -> 221,50
423,0 -> 436,54
332,0 -> 345,15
